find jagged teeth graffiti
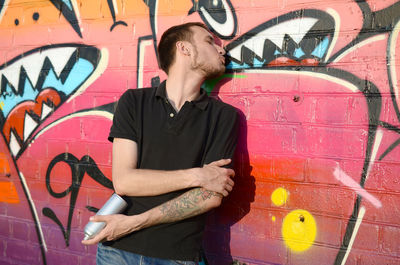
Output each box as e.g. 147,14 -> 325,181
225,10 -> 335,68
0,45 -> 102,159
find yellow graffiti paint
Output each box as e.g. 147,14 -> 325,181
272,216 -> 276,222
271,187 -> 288,206
282,209 -> 316,252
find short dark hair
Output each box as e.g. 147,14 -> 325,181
157,22 -> 209,74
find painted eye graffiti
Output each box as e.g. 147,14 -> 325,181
225,10 -> 335,69
189,0 -> 237,39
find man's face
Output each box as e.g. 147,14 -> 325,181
189,26 -> 226,79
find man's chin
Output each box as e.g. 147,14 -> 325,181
205,67 -> 226,80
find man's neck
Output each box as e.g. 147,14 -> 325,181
165,71 -> 204,112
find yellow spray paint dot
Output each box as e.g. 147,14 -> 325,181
271,187 -> 288,206
272,216 -> 276,222
282,209 -> 316,252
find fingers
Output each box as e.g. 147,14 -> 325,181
81,215 -> 110,245
219,178 -> 235,197
207,158 -> 231,167
201,159 -> 236,197
206,161 -> 235,177
226,181 -> 234,191
226,168 -> 235,177
90,215 -> 107,222
226,178 -> 235,187
81,229 -> 107,245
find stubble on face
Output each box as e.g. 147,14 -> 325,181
190,42 -> 226,80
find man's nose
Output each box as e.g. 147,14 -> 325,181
218,45 -> 226,55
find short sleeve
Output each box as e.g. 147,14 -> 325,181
203,106 -> 239,168
108,90 -> 137,142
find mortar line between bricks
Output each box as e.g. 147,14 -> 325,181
246,120 -> 375,128
252,179 -> 400,196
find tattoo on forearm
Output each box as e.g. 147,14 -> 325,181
158,188 -> 220,223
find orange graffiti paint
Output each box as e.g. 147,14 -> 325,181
2,89 -> 61,143
0,0 -> 60,28
250,156 -> 306,182
0,153 -> 11,176
0,181 -> 19,203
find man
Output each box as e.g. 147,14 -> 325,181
82,22 -> 238,265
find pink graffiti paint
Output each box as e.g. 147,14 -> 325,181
334,166 -> 382,208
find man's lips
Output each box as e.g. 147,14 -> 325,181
220,56 -> 226,64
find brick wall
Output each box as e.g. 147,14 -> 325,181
0,0 -> 399,264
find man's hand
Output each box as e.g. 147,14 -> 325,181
81,214 -> 146,245
194,159 -> 235,197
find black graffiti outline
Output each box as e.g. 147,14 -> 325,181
0,0 -> 5,15
43,153 -> 113,246
224,9 -> 336,68
0,44 -> 102,265
0,44 -> 101,160
330,2 -> 400,264
377,122 -> 400,161
328,1 -> 400,64
386,12 -> 400,123
107,0 -> 128,31
222,2 -> 400,263
49,0 -> 82,38
136,35 -> 160,88
142,0 -> 159,66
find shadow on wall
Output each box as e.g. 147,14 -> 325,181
203,90 -> 256,264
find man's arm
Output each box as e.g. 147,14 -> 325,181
81,187 -> 222,244
112,138 -> 235,197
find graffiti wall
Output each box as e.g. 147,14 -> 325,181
0,0 -> 399,264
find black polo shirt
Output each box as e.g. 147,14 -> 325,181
107,80 -> 238,261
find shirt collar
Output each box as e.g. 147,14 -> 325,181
155,80 -> 209,110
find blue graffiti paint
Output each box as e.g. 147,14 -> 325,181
311,36 -> 329,58
226,61 -> 250,70
294,47 -> 305,59
1,80 -> 37,117
42,58 -> 93,96
253,57 -> 266,68
1,58 -> 93,117
61,0 -> 73,10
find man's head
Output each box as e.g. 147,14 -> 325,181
158,22 -> 226,78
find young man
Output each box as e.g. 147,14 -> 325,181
82,22 -> 239,265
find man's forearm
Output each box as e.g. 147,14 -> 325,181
114,160 -> 234,197
82,187 -> 224,245
112,138 -> 203,196
114,167 -> 199,196
138,188 -> 222,228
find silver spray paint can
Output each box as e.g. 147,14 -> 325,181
83,193 -> 128,240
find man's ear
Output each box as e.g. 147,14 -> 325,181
176,41 -> 191,56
